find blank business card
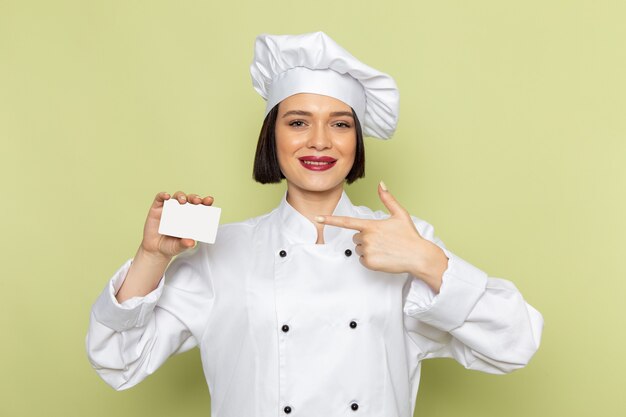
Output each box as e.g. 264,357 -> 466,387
158,199 -> 221,244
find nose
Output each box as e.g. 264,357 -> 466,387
306,124 -> 332,151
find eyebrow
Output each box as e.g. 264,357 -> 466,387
281,110 -> 354,119
330,111 -> 354,118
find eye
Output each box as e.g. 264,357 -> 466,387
288,120 -> 307,127
333,121 -> 352,128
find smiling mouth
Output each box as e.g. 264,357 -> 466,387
298,156 -> 337,171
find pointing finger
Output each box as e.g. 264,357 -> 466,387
378,181 -> 407,217
315,215 -> 372,231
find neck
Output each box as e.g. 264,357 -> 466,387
286,184 -> 344,244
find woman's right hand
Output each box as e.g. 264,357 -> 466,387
115,191 -> 214,303
141,191 -> 215,260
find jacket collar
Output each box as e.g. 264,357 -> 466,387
276,190 -> 357,245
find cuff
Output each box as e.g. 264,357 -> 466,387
92,258 -> 165,332
403,247 -> 488,331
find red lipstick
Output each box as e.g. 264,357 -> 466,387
298,156 -> 337,171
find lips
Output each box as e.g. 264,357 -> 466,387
298,156 -> 337,171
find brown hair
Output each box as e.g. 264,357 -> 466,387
252,104 -> 365,184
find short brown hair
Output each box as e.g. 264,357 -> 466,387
253,104 -> 365,184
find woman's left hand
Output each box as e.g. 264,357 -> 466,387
316,182 -> 448,293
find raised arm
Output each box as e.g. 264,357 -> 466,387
86,191 -> 216,390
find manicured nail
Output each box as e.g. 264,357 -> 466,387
314,216 -> 325,223
379,180 -> 388,191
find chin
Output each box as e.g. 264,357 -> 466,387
289,176 -> 346,193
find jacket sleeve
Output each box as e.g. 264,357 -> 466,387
85,243 -> 215,390
402,217 -> 544,374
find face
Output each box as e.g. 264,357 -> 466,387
275,93 -> 357,195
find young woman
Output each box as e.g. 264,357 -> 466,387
87,32 -> 543,417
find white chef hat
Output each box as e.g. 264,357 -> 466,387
250,31 -> 399,139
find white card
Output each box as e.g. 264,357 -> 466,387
158,199 -> 221,244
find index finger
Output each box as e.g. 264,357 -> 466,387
152,191 -> 171,207
315,215 -> 372,231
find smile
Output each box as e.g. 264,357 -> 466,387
298,156 -> 337,171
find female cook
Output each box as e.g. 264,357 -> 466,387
86,32 -> 543,417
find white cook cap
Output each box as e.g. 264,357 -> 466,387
250,31 -> 399,139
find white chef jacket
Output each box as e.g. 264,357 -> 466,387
86,191 -> 543,417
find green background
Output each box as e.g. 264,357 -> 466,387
1,0 -> 624,416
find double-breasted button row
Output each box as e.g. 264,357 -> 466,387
278,249 -> 353,258
280,321 -> 357,332
282,403 -> 359,413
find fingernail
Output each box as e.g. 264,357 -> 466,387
379,180 -> 388,191
180,195 -> 187,201
314,216 -> 325,223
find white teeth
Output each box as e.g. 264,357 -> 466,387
302,160 -> 333,165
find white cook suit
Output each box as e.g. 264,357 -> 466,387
86,191 -> 543,417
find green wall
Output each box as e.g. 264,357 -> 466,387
2,0 -> 624,416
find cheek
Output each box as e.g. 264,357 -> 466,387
340,136 -> 358,166
274,131 -> 298,173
